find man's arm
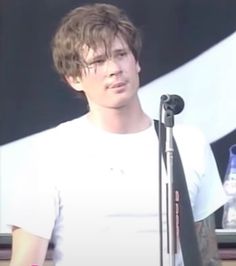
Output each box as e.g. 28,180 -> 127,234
10,226 -> 49,266
195,214 -> 221,266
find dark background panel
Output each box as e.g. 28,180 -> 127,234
1,0 -> 236,145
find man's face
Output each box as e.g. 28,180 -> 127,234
68,37 -> 141,110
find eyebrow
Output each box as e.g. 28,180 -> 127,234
86,47 -> 129,64
113,48 -> 128,55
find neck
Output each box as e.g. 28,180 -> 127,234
87,99 -> 151,134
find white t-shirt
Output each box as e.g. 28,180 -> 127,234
7,115 -> 226,266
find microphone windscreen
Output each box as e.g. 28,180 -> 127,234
161,94 -> 185,115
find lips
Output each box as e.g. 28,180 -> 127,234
110,81 -> 127,89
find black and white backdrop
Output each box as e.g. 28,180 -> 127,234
1,0 -> 236,231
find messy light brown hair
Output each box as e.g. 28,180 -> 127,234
51,3 -> 142,81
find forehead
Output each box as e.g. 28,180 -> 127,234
82,37 -> 129,60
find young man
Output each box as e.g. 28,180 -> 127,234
8,3 -> 226,266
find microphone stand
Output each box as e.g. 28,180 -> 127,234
158,94 -> 184,266
164,108 -> 177,266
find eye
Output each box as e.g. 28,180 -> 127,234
93,59 -> 105,65
87,57 -> 105,68
117,51 -> 127,57
88,57 -> 105,67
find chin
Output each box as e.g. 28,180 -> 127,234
109,98 -> 134,109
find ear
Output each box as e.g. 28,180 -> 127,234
136,61 -> 141,73
65,76 -> 84,92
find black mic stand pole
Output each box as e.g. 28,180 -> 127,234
163,108 -> 177,266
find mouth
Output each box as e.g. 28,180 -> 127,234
109,81 -> 127,90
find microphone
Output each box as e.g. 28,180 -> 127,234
161,94 -> 185,115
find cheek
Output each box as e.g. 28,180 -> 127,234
81,76 -> 103,96
82,72 -> 101,86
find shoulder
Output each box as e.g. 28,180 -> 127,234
173,124 -> 207,172
173,123 -> 208,169
47,114 -> 88,139
55,114 -> 88,132
32,114 -> 88,149
173,123 -> 206,146
1,115 -> 88,180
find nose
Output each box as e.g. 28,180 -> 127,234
106,58 -> 122,77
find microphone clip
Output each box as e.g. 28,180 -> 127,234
161,94 -> 185,128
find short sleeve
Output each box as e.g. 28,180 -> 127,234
6,131 -> 60,240
190,135 -> 227,221
174,125 -> 227,222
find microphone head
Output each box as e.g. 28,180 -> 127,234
161,94 -> 185,115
